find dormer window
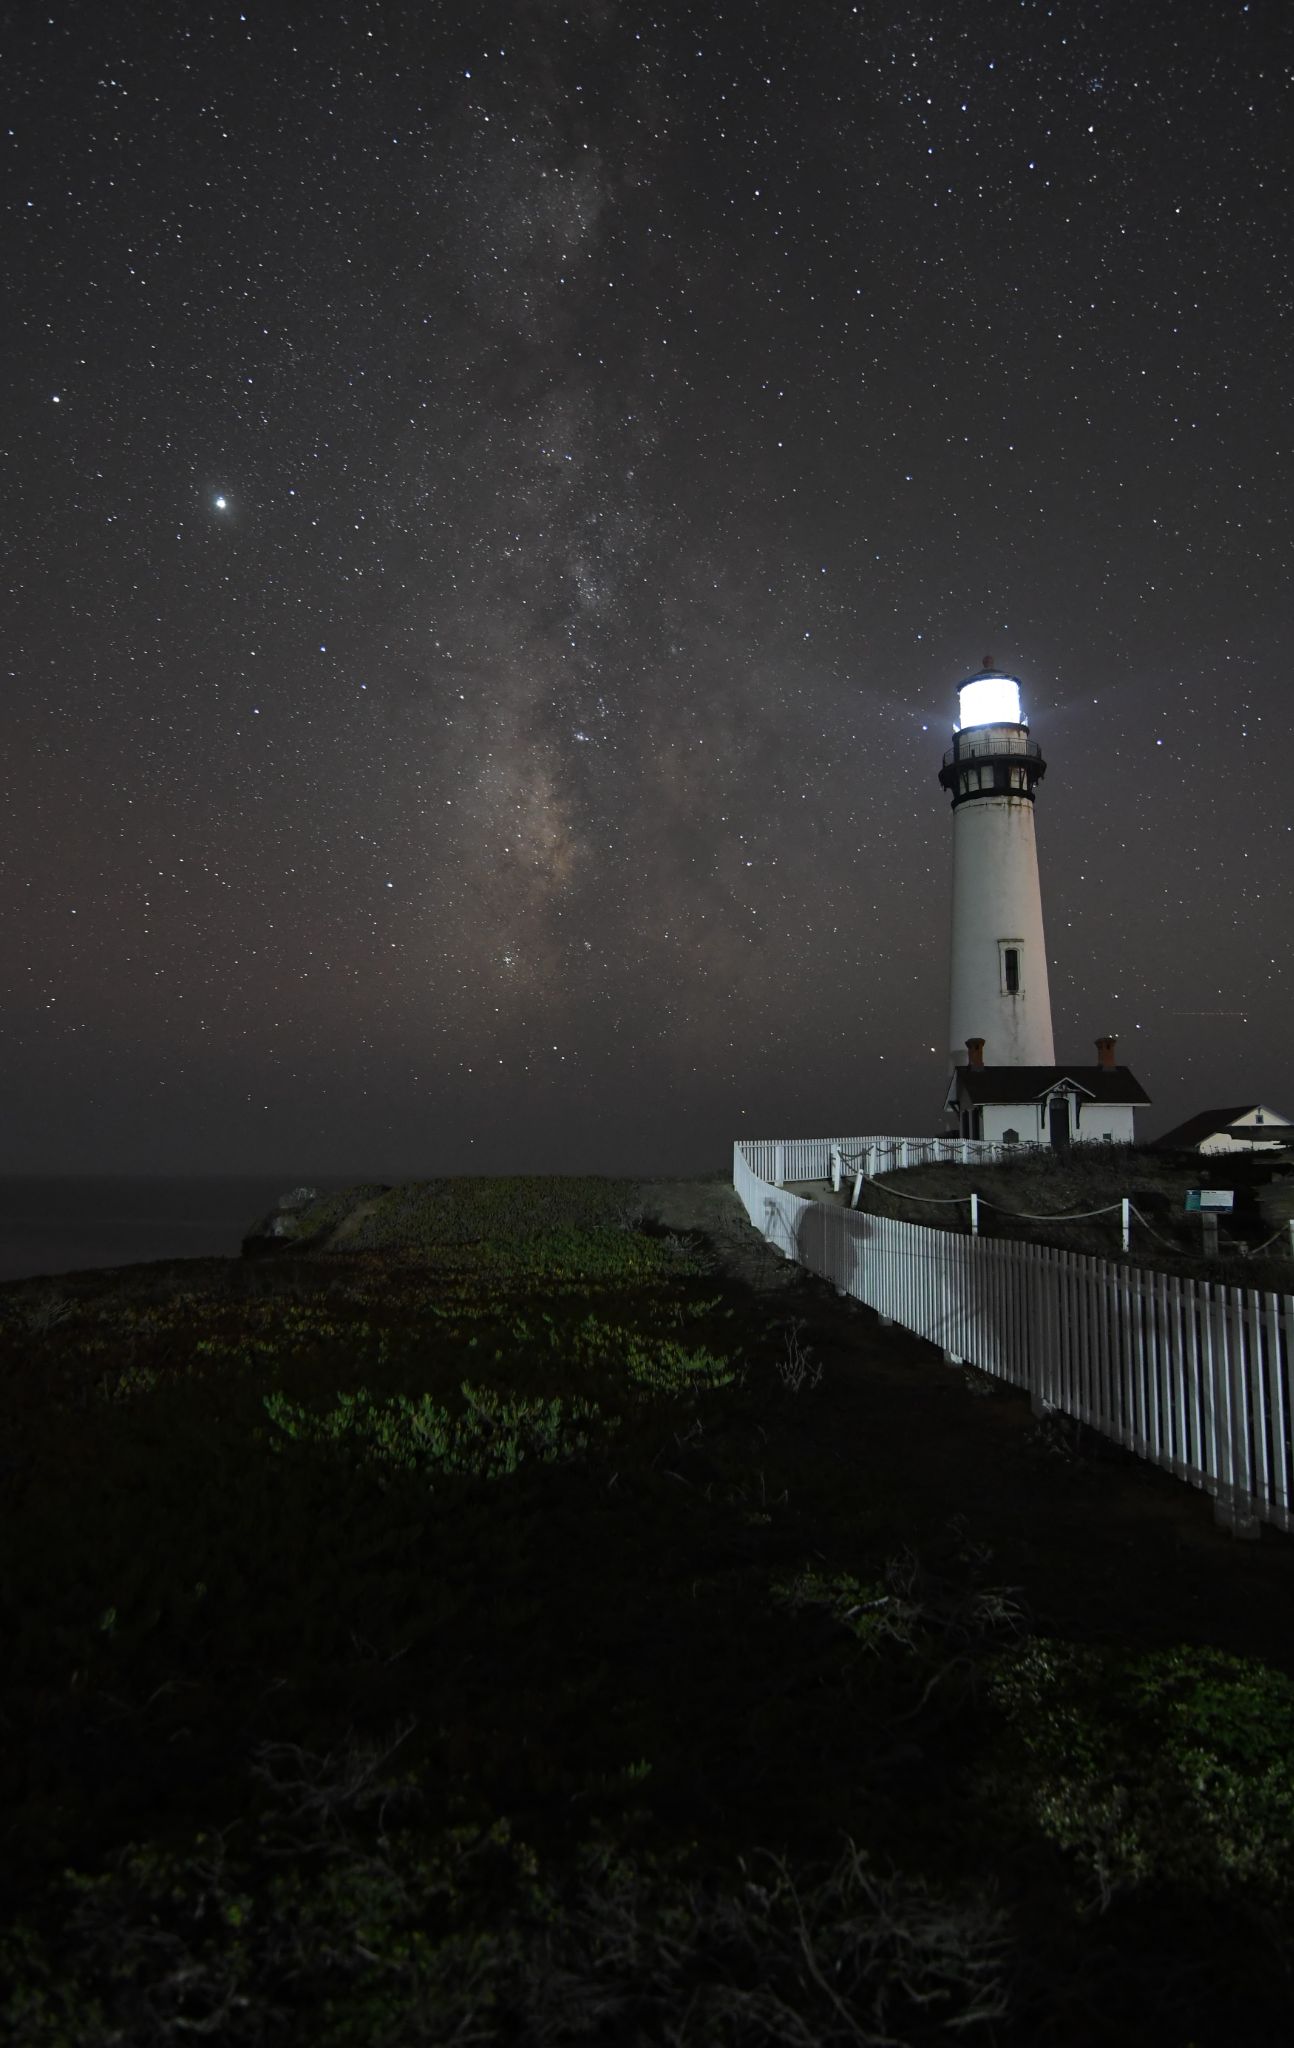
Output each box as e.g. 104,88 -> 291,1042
1000,943 -> 1021,995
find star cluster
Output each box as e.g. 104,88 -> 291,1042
3,1 -> 1289,1174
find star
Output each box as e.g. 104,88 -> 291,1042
1,0 -> 1285,1186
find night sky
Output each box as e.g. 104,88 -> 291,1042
5,1 -> 1290,1179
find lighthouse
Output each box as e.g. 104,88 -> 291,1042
938,666 -> 1055,1071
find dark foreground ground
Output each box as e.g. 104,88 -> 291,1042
650,1175 -> 1294,1662
2,1173 -> 1292,2045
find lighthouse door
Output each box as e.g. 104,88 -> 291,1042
1047,1094 -> 1071,1150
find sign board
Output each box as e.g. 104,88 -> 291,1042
1185,1190 -> 1234,1212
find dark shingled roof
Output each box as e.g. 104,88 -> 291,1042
1153,1105 -> 1293,1150
953,1064 -> 1152,1106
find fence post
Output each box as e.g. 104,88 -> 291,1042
1121,1197 -> 1131,1254
899,1139 -> 910,1170
1289,1219 -> 1294,1262
851,1170 -> 864,1208
1028,1247 -> 1046,1416
774,1143 -> 784,1188
830,1145 -> 841,1193
969,1192 -> 979,1237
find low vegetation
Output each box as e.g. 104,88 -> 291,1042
1,1174 -> 1291,2043
860,1142 -> 1294,1287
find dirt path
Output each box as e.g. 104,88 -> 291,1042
632,1175 -> 804,1291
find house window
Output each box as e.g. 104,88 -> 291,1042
1003,1127 -> 1019,1145
1000,944 -> 1021,995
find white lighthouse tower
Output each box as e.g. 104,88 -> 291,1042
938,666 -> 1055,1070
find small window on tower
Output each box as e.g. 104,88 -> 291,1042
1003,947 -> 1020,994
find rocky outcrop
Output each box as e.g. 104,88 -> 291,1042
241,1184 -> 390,1256
238,1174 -> 770,1272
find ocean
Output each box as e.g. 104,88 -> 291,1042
0,1176 -> 358,1285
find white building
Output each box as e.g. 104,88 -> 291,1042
1155,1104 -> 1293,1154
937,665 -> 1151,1147
946,1036 -> 1151,1148
939,668 -> 1055,1072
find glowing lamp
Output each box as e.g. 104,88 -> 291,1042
956,673 -> 1022,729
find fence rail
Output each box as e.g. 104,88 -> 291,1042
742,1133 -> 1039,1188
734,1138 -> 1294,1536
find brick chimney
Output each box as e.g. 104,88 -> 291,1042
966,1037 -> 986,1069
1095,1035 -> 1117,1070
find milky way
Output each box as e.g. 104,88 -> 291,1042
4,2 -> 1289,1174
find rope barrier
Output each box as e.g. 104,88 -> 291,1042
1125,1205 -> 1294,1260
831,1157 -> 1294,1260
867,1181 -> 1124,1223
1124,1204 -> 1186,1252
978,1198 -> 1124,1221
1238,1224 -> 1294,1257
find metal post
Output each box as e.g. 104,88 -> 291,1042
1121,1197 -> 1131,1254
1203,1213 -> 1219,1260
969,1192 -> 979,1237
1288,1219 -> 1294,1262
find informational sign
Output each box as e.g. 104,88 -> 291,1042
1185,1190 -> 1234,1212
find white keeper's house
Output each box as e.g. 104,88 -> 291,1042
946,1033 -> 1151,1147
1154,1104 -> 1293,1155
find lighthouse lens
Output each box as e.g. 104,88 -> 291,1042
958,675 -> 1021,727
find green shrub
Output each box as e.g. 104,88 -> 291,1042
263,1381 -> 616,1481
771,1562 -> 921,1653
990,1639 -> 1294,1907
0,1784 -> 1011,2048
569,1314 -> 740,1395
772,1547 -> 1027,1659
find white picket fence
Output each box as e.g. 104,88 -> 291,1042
734,1137 -> 1294,1535
742,1133 -> 1036,1186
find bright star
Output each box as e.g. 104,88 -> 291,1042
214,494 -> 228,511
